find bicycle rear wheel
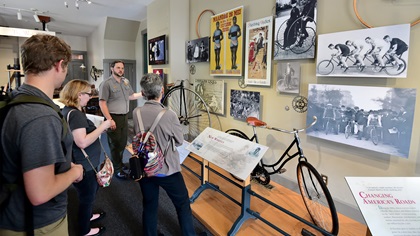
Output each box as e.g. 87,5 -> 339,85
344,124 -> 351,139
297,161 -> 339,235
163,87 -> 211,142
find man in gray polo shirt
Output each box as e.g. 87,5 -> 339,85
99,60 -> 142,178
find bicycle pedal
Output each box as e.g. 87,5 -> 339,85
278,168 -> 287,174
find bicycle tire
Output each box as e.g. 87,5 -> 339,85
275,19 -> 288,49
325,120 -> 330,135
344,125 -> 351,139
371,128 -> 379,145
385,58 -> 406,76
163,86 -> 211,142
297,161 -> 339,235
317,60 -> 334,75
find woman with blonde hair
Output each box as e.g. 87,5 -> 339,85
59,79 -> 111,236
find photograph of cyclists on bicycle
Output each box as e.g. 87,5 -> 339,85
306,84 -> 416,158
383,35 -> 408,71
274,0 -> 317,60
316,24 -> 410,78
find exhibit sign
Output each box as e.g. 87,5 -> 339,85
210,6 -> 243,76
346,177 -> 420,236
186,127 -> 268,180
244,16 -> 273,86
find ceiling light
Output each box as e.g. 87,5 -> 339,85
64,2 -> 68,7
75,1 -> 79,9
17,10 -> 22,20
80,64 -> 86,69
33,13 -> 40,22
87,0 -> 92,4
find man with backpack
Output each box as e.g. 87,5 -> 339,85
0,34 -> 84,235
132,73 -> 196,236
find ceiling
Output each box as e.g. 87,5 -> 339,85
0,0 -> 154,37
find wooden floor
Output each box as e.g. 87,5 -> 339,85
181,154 -> 369,236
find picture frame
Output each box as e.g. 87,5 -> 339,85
306,84 -> 416,158
244,16 -> 273,86
148,35 -> 166,65
186,37 -> 210,63
230,89 -> 261,120
210,6 -> 244,76
194,79 -> 225,115
316,24 -> 410,78
274,0 -> 317,60
276,61 -> 301,94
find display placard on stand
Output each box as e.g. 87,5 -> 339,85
345,177 -> 420,236
186,127 -> 268,180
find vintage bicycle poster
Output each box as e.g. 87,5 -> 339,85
194,79 -> 225,115
274,0 -> 317,60
210,6 -> 243,76
306,84 -> 416,158
316,24 -> 410,78
244,16 -> 273,86
186,127 -> 268,180
276,61 -> 301,94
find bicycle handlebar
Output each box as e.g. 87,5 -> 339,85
248,116 -> 317,134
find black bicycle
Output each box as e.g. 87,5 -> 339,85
226,116 -> 339,235
162,80 -> 211,142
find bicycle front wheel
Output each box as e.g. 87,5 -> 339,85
345,125 -> 351,139
371,128 -> 379,145
163,87 -> 211,142
385,58 -> 406,76
317,60 -> 334,75
297,161 -> 339,235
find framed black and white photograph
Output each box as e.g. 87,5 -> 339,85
316,24 -> 410,78
148,35 -> 166,65
306,84 -> 416,158
276,61 -> 301,94
186,37 -> 210,63
194,79 -> 225,115
244,16 -> 273,86
274,0 -> 317,60
230,89 -> 261,120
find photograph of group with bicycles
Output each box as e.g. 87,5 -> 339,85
306,84 -> 416,158
316,24 -> 410,78
230,89 -> 261,120
274,0 -> 317,60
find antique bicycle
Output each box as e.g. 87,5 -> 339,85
274,16 -> 316,57
225,116 -> 339,235
162,80 -> 211,142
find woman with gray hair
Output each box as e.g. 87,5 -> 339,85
133,73 -> 196,236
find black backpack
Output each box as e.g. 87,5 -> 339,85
0,90 -> 67,210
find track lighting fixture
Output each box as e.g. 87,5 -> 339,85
0,5 -> 46,23
17,10 -> 22,20
64,0 -> 92,10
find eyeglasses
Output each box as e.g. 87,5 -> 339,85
81,92 -> 93,97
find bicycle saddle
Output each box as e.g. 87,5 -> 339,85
246,117 -> 266,127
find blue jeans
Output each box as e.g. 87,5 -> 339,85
139,172 -> 195,236
73,170 -> 99,235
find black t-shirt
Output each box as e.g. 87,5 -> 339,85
62,107 -> 101,171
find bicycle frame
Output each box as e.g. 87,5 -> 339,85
247,116 -> 317,176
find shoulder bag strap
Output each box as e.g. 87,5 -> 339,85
66,109 -> 99,173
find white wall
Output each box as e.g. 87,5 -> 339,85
58,34 -> 87,51
87,19 -> 106,89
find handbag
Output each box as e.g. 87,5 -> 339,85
81,142 -> 114,187
67,110 -> 114,187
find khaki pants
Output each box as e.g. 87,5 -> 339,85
0,215 -> 68,236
